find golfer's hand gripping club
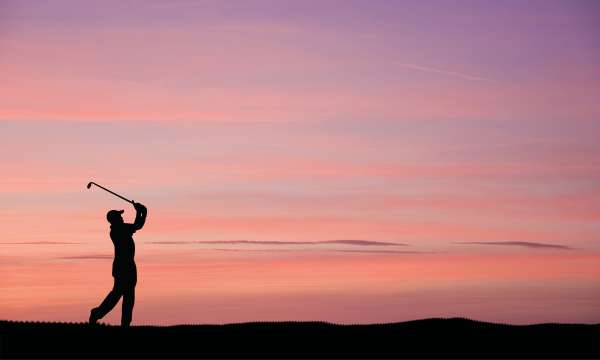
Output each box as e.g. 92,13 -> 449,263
133,202 -> 147,212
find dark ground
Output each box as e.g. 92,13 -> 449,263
1,318 -> 598,359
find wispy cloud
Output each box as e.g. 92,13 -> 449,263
328,240 -> 405,246
211,248 -> 325,253
335,249 -> 429,254
456,241 -> 573,250
395,62 -> 491,81
0,241 -> 80,245
209,248 -> 426,255
150,240 -> 408,246
150,241 -> 191,245
149,240 -> 420,255
58,254 -> 112,260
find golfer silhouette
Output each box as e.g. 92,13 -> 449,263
89,202 -> 147,326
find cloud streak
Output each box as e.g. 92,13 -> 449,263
208,248 -> 426,255
457,241 -> 573,250
150,240 -> 408,246
58,254 -> 112,260
0,241 -> 80,245
395,62 -> 492,81
334,249 -> 429,254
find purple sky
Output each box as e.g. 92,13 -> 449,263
1,0 -> 599,325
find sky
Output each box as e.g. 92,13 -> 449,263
1,0 -> 599,325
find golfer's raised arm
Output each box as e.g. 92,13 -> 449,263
132,202 -> 147,231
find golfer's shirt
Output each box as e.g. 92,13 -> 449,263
109,224 -> 137,277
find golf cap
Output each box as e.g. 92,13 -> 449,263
106,209 -> 124,223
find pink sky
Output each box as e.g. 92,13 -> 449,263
1,0 -> 599,325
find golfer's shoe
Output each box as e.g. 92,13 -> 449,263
89,308 -> 100,324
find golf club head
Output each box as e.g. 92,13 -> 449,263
86,182 -> 93,189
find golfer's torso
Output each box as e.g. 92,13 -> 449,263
110,225 -> 136,276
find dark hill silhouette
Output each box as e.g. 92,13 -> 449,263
1,318 -> 598,358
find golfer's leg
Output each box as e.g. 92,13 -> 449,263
93,281 -> 123,319
121,285 -> 135,326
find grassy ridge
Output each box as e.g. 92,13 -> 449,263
1,318 -> 599,358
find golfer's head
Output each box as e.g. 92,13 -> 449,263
106,210 -> 124,225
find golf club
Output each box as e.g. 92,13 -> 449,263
87,181 -> 134,204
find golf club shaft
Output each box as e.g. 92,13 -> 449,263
89,182 -> 133,204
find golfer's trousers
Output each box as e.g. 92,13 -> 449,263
94,271 -> 137,326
